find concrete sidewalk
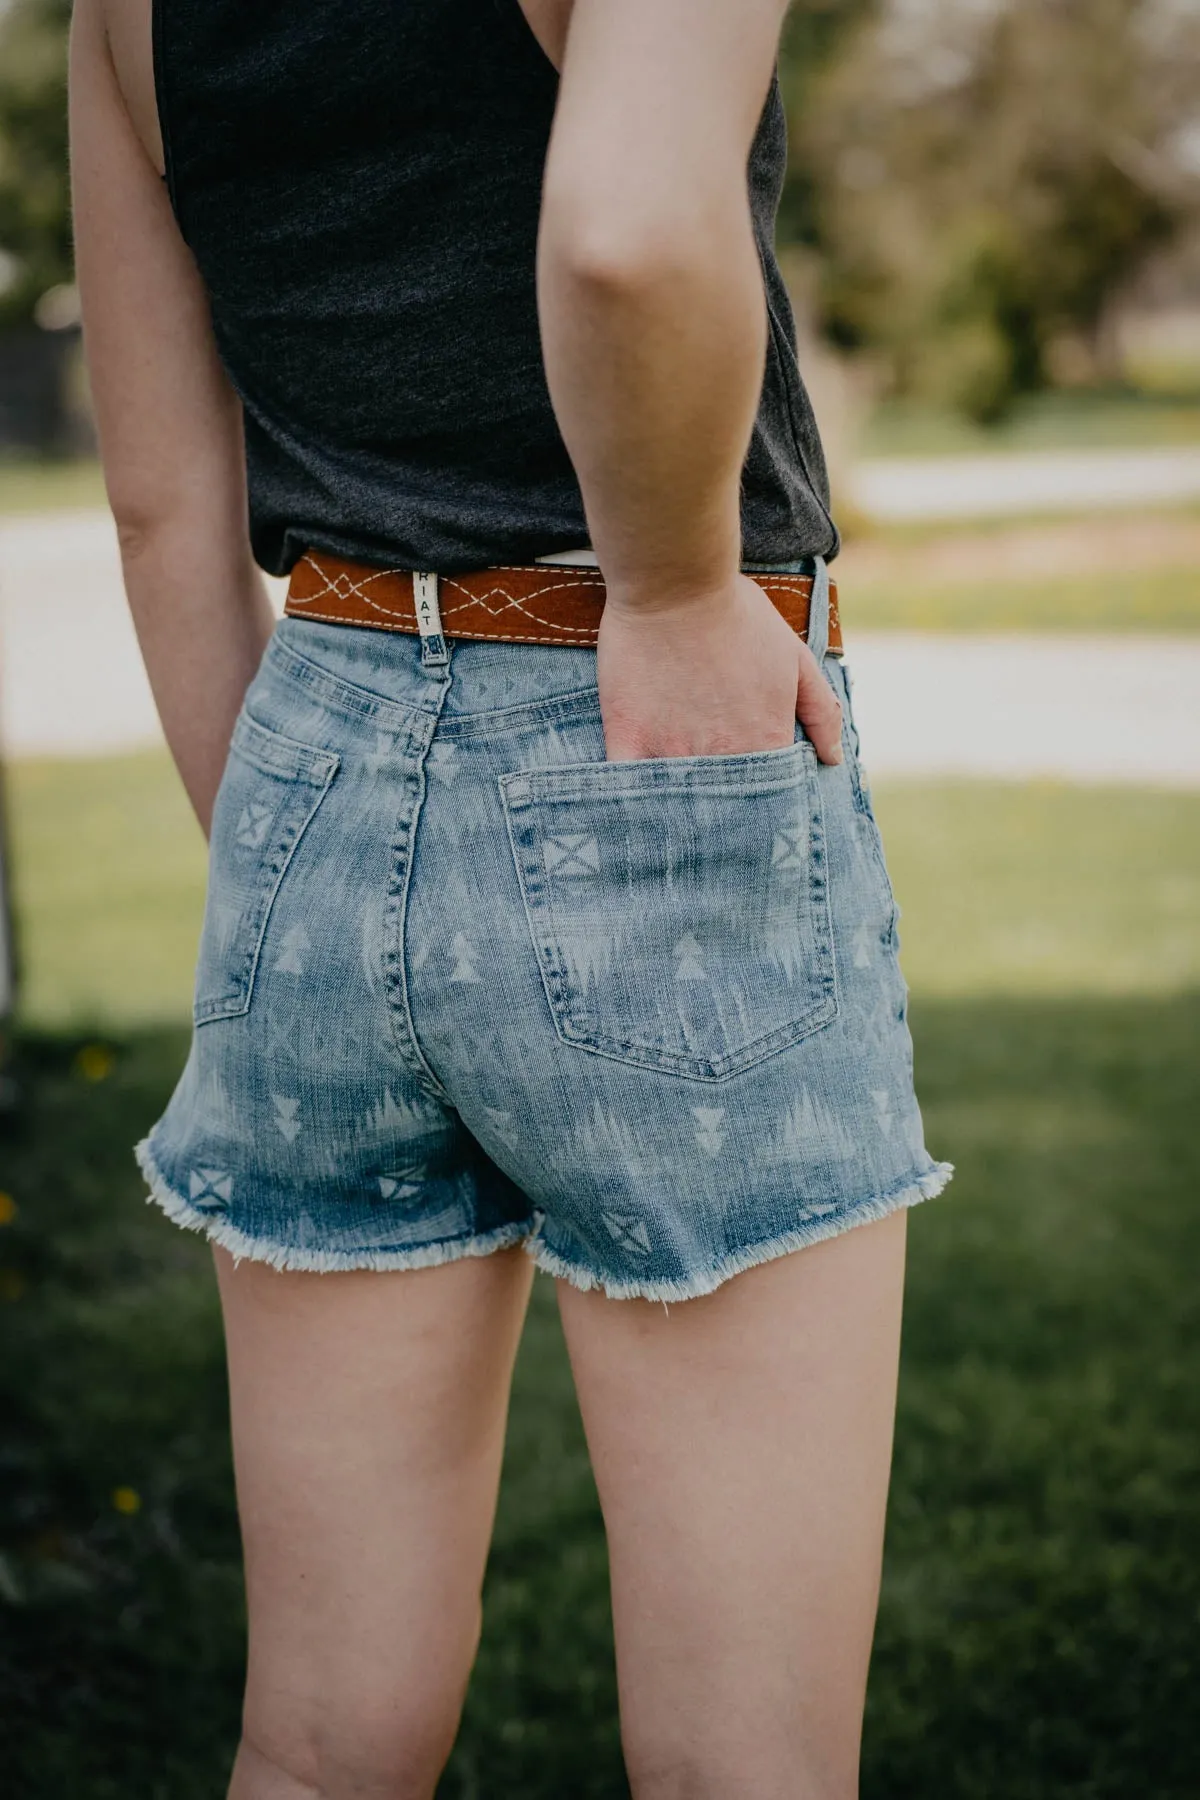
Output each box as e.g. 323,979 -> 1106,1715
853,445 -> 1200,522
3,508 -> 1199,784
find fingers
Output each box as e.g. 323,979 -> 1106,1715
795,644 -> 844,766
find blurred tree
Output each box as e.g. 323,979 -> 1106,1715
793,0 -> 1200,419
0,0 -> 72,329
777,0 -> 880,246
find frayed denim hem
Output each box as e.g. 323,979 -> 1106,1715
527,1161 -> 955,1304
134,1138 -> 532,1275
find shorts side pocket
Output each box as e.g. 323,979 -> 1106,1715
194,713 -> 339,1025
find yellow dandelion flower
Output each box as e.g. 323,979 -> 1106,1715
76,1044 -> 116,1083
0,1193 -> 17,1226
112,1487 -> 142,1516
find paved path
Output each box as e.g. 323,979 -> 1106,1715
3,508 -> 1199,784
845,634 -> 1199,786
853,445 -> 1200,522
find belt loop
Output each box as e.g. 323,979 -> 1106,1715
806,556 -> 831,663
413,573 -> 448,668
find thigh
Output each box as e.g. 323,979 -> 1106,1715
215,1244 -> 533,1785
557,1213 -> 907,1800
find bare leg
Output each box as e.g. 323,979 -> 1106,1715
557,1213 -> 908,1800
216,1245 -> 534,1800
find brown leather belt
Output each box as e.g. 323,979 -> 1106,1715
284,549 -> 843,654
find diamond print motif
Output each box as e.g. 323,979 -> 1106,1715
188,1167 -> 233,1207
544,834 -> 600,877
771,825 -> 809,870
235,802 -> 273,849
601,1212 -> 652,1257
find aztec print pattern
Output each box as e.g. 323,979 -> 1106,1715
138,569 -> 950,1301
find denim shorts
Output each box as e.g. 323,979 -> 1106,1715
138,563 -> 951,1301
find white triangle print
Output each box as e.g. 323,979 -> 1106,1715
449,932 -> 481,983
692,1105 -> 727,1157
271,1094 -> 302,1142
274,924 -> 311,976
674,934 -> 707,981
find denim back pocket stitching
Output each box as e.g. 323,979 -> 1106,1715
193,713 -> 340,1026
499,741 -> 839,1083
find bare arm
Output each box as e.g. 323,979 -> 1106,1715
537,0 -> 842,763
69,0 -> 275,834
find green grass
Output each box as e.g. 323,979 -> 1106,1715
847,565 -> 1200,634
0,455 -> 107,515
878,783 -> 1200,996
860,389 -> 1200,458
7,754 -> 208,1029
2,753 -> 1199,1796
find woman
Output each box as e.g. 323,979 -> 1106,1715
70,0 -> 951,1793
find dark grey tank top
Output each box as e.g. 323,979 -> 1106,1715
154,0 -> 838,576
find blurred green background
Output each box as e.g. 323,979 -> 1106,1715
2,0 -> 1200,1795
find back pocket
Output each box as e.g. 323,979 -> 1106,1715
499,739 -> 837,1082
194,713 -> 339,1025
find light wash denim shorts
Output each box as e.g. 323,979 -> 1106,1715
138,563 -> 951,1300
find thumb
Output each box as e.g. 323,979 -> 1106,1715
795,643 -> 843,766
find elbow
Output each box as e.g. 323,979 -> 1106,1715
542,179 -> 716,305
112,510 -> 159,565
552,225 -> 692,300
107,478 -> 196,564
549,226 -> 706,311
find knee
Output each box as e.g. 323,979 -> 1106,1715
239,1681 -> 464,1800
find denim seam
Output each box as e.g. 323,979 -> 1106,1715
435,686 -> 603,739
379,716 -> 457,1106
501,744 -> 815,802
270,630 -> 610,741
265,633 -> 440,737
231,712 -> 340,785
833,664 -> 902,941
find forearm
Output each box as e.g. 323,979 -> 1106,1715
70,0 -> 276,834
538,0 -> 785,607
539,196 -> 766,606
117,515 -> 274,835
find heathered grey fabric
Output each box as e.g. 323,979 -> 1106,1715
155,0 -> 839,575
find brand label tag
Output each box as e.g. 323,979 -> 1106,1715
413,572 -> 448,667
